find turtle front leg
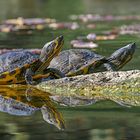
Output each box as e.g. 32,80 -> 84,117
42,68 -> 65,80
25,68 -> 37,101
25,68 -> 65,85
25,68 -> 38,85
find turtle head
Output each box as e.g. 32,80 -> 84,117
37,36 -> 64,72
40,35 -> 64,62
107,43 -> 136,70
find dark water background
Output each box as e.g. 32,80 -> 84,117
0,0 -> 139,140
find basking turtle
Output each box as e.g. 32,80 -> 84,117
0,36 -> 64,85
49,43 -> 136,76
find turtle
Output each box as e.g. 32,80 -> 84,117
49,43 -> 136,77
0,85 -> 65,130
0,35 -> 64,85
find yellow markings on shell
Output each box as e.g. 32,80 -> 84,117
0,69 -> 20,84
66,59 -> 101,77
0,64 -> 30,85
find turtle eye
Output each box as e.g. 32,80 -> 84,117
46,43 -> 54,54
52,42 -> 57,49
50,42 -> 58,53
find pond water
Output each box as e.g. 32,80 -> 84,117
0,0 -> 139,139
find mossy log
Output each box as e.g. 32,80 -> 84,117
36,70 -> 140,107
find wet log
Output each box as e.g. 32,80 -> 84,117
36,70 -> 140,107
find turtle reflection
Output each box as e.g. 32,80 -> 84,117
0,85 -> 65,130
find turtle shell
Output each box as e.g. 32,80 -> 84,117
0,50 -> 39,73
0,51 -> 40,84
49,49 -> 106,75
